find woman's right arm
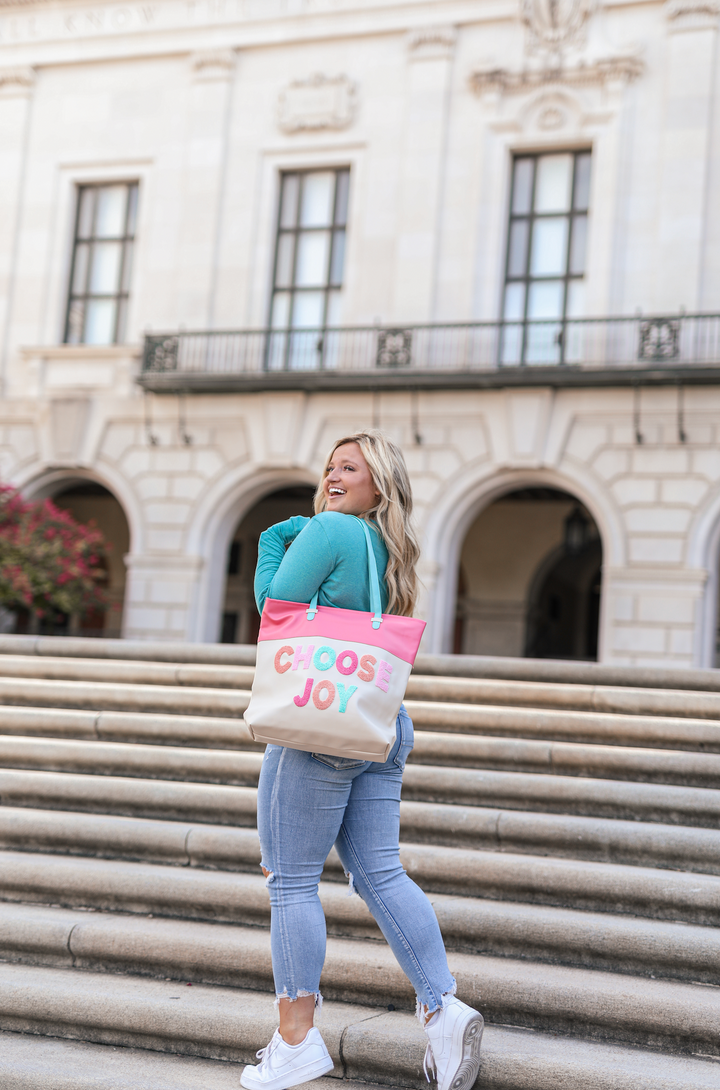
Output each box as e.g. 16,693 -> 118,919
254,516 -> 335,613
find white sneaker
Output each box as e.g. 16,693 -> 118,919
423,997 -> 484,1090
240,1027 -> 334,1090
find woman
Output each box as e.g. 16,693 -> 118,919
241,431 -> 484,1090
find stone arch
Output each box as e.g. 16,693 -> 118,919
11,464 -> 137,639
685,482 -> 720,667
423,463 -> 619,656
17,463 -> 142,554
187,465 -> 318,643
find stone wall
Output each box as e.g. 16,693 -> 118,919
2,377 -> 718,666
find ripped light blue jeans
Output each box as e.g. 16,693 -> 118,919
256,706 -> 456,1016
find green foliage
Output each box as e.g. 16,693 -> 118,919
0,486 -> 108,618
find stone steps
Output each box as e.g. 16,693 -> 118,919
2,902 -> 720,1054
3,689 -> 720,755
2,727 -> 720,786
1,643 -> 720,1087
3,632 -> 720,697
3,803 -> 720,907
2,857 -> 720,982
3,661 -> 720,726
3,981 -> 719,1090
2,759 -> 719,828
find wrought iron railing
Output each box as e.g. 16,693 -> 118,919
142,313 -> 720,378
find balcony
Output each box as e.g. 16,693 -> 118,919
139,313 -> 720,394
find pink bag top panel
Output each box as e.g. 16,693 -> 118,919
259,598 -> 426,666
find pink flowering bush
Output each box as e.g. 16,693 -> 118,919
0,486 -> 108,619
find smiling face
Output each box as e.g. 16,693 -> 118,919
322,442 -> 380,516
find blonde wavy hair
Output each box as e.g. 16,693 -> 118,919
314,430 -> 420,617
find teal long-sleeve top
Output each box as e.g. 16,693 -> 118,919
254,511 -> 390,616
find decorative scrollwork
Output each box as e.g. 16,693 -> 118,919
638,319 -> 680,362
376,329 -> 412,368
145,336 -> 179,372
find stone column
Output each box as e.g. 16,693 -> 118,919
174,50 -> 236,329
123,554 -> 204,641
392,27 -> 456,322
655,1 -> 718,310
0,67 -> 35,396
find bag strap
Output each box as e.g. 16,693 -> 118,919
306,516 -> 383,630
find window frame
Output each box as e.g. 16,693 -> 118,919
502,150 -> 591,366
64,180 -> 139,346
267,167 -> 350,370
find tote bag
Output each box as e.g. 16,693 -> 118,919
243,518 -> 426,762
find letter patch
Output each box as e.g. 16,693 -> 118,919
337,682 -> 358,713
375,660 -> 393,693
313,680 -> 336,710
294,677 -> 313,707
357,654 -> 376,683
274,646 -> 294,674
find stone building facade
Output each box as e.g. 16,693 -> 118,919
1,0 -> 720,667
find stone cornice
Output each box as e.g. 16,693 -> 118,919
470,56 -> 645,96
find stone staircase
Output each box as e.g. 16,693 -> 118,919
0,635 -> 719,1089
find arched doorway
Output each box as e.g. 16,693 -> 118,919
454,487 -> 602,660
219,485 -> 315,644
11,480 -> 131,638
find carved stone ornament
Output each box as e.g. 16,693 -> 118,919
278,74 -> 357,134
665,0 -> 720,28
0,67 -> 35,98
470,56 -> 644,96
191,50 -> 236,83
522,0 -> 597,51
408,25 -> 457,60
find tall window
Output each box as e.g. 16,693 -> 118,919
268,169 -> 349,369
65,182 -> 138,346
502,151 -> 591,365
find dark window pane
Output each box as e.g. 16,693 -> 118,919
227,541 -> 241,575
121,241 -> 134,293
335,170 -> 350,226
274,233 -> 295,288
126,184 -> 139,236
71,243 -> 90,294
66,300 -> 85,343
569,214 -> 587,275
271,291 -> 291,329
507,220 -> 529,278
77,189 -> 95,240
574,153 -> 592,211
221,612 -> 238,644
503,282 -> 525,320
116,297 -> 128,343
512,159 -> 534,215
326,289 -> 342,328
280,175 -> 300,228
330,229 -> 345,286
